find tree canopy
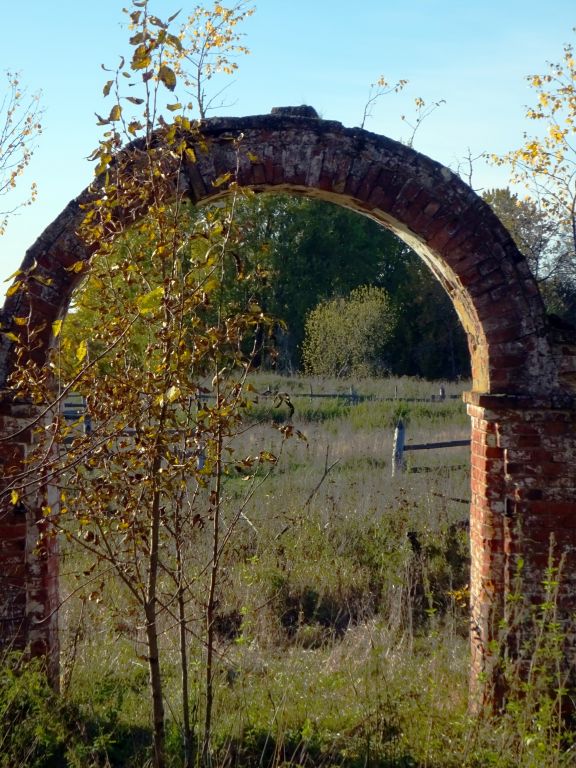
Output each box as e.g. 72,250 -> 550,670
216,194 -> 470,379
492,31 -> 576,325
484,187 -> 576,323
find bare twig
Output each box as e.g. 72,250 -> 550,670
303,445 -> 340,508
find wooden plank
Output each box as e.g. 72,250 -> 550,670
404,439 -> 470,451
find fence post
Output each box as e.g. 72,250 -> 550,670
392,419 -> 405,476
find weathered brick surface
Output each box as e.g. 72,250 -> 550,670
0,403 -> 59,681
465,393 -> 576,708
0,112 -> 575,704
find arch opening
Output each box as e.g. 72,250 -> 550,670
1,113 -> 575,711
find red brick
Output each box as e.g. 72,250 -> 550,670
471,443 -> 503,460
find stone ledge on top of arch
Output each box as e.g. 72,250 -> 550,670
200,110 -> 344,135
199,110 -> 418,151
463,391 -> 576,411
195,114 -> 452,190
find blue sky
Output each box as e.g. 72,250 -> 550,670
1,0 -> 575,293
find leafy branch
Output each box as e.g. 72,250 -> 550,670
0,71 -> 42,234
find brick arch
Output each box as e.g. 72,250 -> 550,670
1,112 -> 575,705
0,113 -> 566,396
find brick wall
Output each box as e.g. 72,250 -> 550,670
1,111 -> 574,704
0,401 -> 59,682
466,392 -> 576,707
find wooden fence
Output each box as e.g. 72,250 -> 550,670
63,384 -> 461,425
264,383 -> 459,405
391,418 -> 470,476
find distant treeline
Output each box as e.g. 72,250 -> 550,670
228,195 -> 471,380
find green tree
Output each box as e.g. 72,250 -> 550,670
229,196 -> 407,370
8,4 -> 273,768
302,285 -> 395,377
228,194 -> 471,378
387,258 -> 469,380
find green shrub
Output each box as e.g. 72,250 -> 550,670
0,655 -> 69,768
302,286 -> 396,378
0,654 -> 152,768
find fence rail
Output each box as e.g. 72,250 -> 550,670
261,384 -> 460,405
62,385 -> 463,425
404,439 -> 471,451
62,395 -> 470,478
61,386 -> 465,450
391,418 -> 470,476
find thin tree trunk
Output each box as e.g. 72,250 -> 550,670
201,426 -> 223,767
145,595 -> 166,768
176,497 -> 193,768
178,581 -> 193,767
147,441 -> 167,768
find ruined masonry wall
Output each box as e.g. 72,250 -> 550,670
1,113 -> 575,703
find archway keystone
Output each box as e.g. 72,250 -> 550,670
1,112 -> 575,705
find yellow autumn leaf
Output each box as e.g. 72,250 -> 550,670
6,281 -> 22,297
549,125 -> 564,142
213,171 -> 232,188
3,268 -> 22,283
128,120 -> 143,136
165,385 -> 181,403
65,261 -> 87,273
10,489 -> 19,505
109,104 -> 122,122
132,43 -> 151,70
52,319 -> 63,338
13,316 -> 28,326
158,64 -> 177,92
76,339 -> 88,363
136,285 -> 164,314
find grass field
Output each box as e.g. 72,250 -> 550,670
2,375 -> 573,767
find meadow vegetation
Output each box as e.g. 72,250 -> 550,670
2,375 -> 574,767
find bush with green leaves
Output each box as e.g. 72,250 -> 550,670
302,285 -> 396,378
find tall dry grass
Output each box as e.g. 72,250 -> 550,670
8,374 -> 571,766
